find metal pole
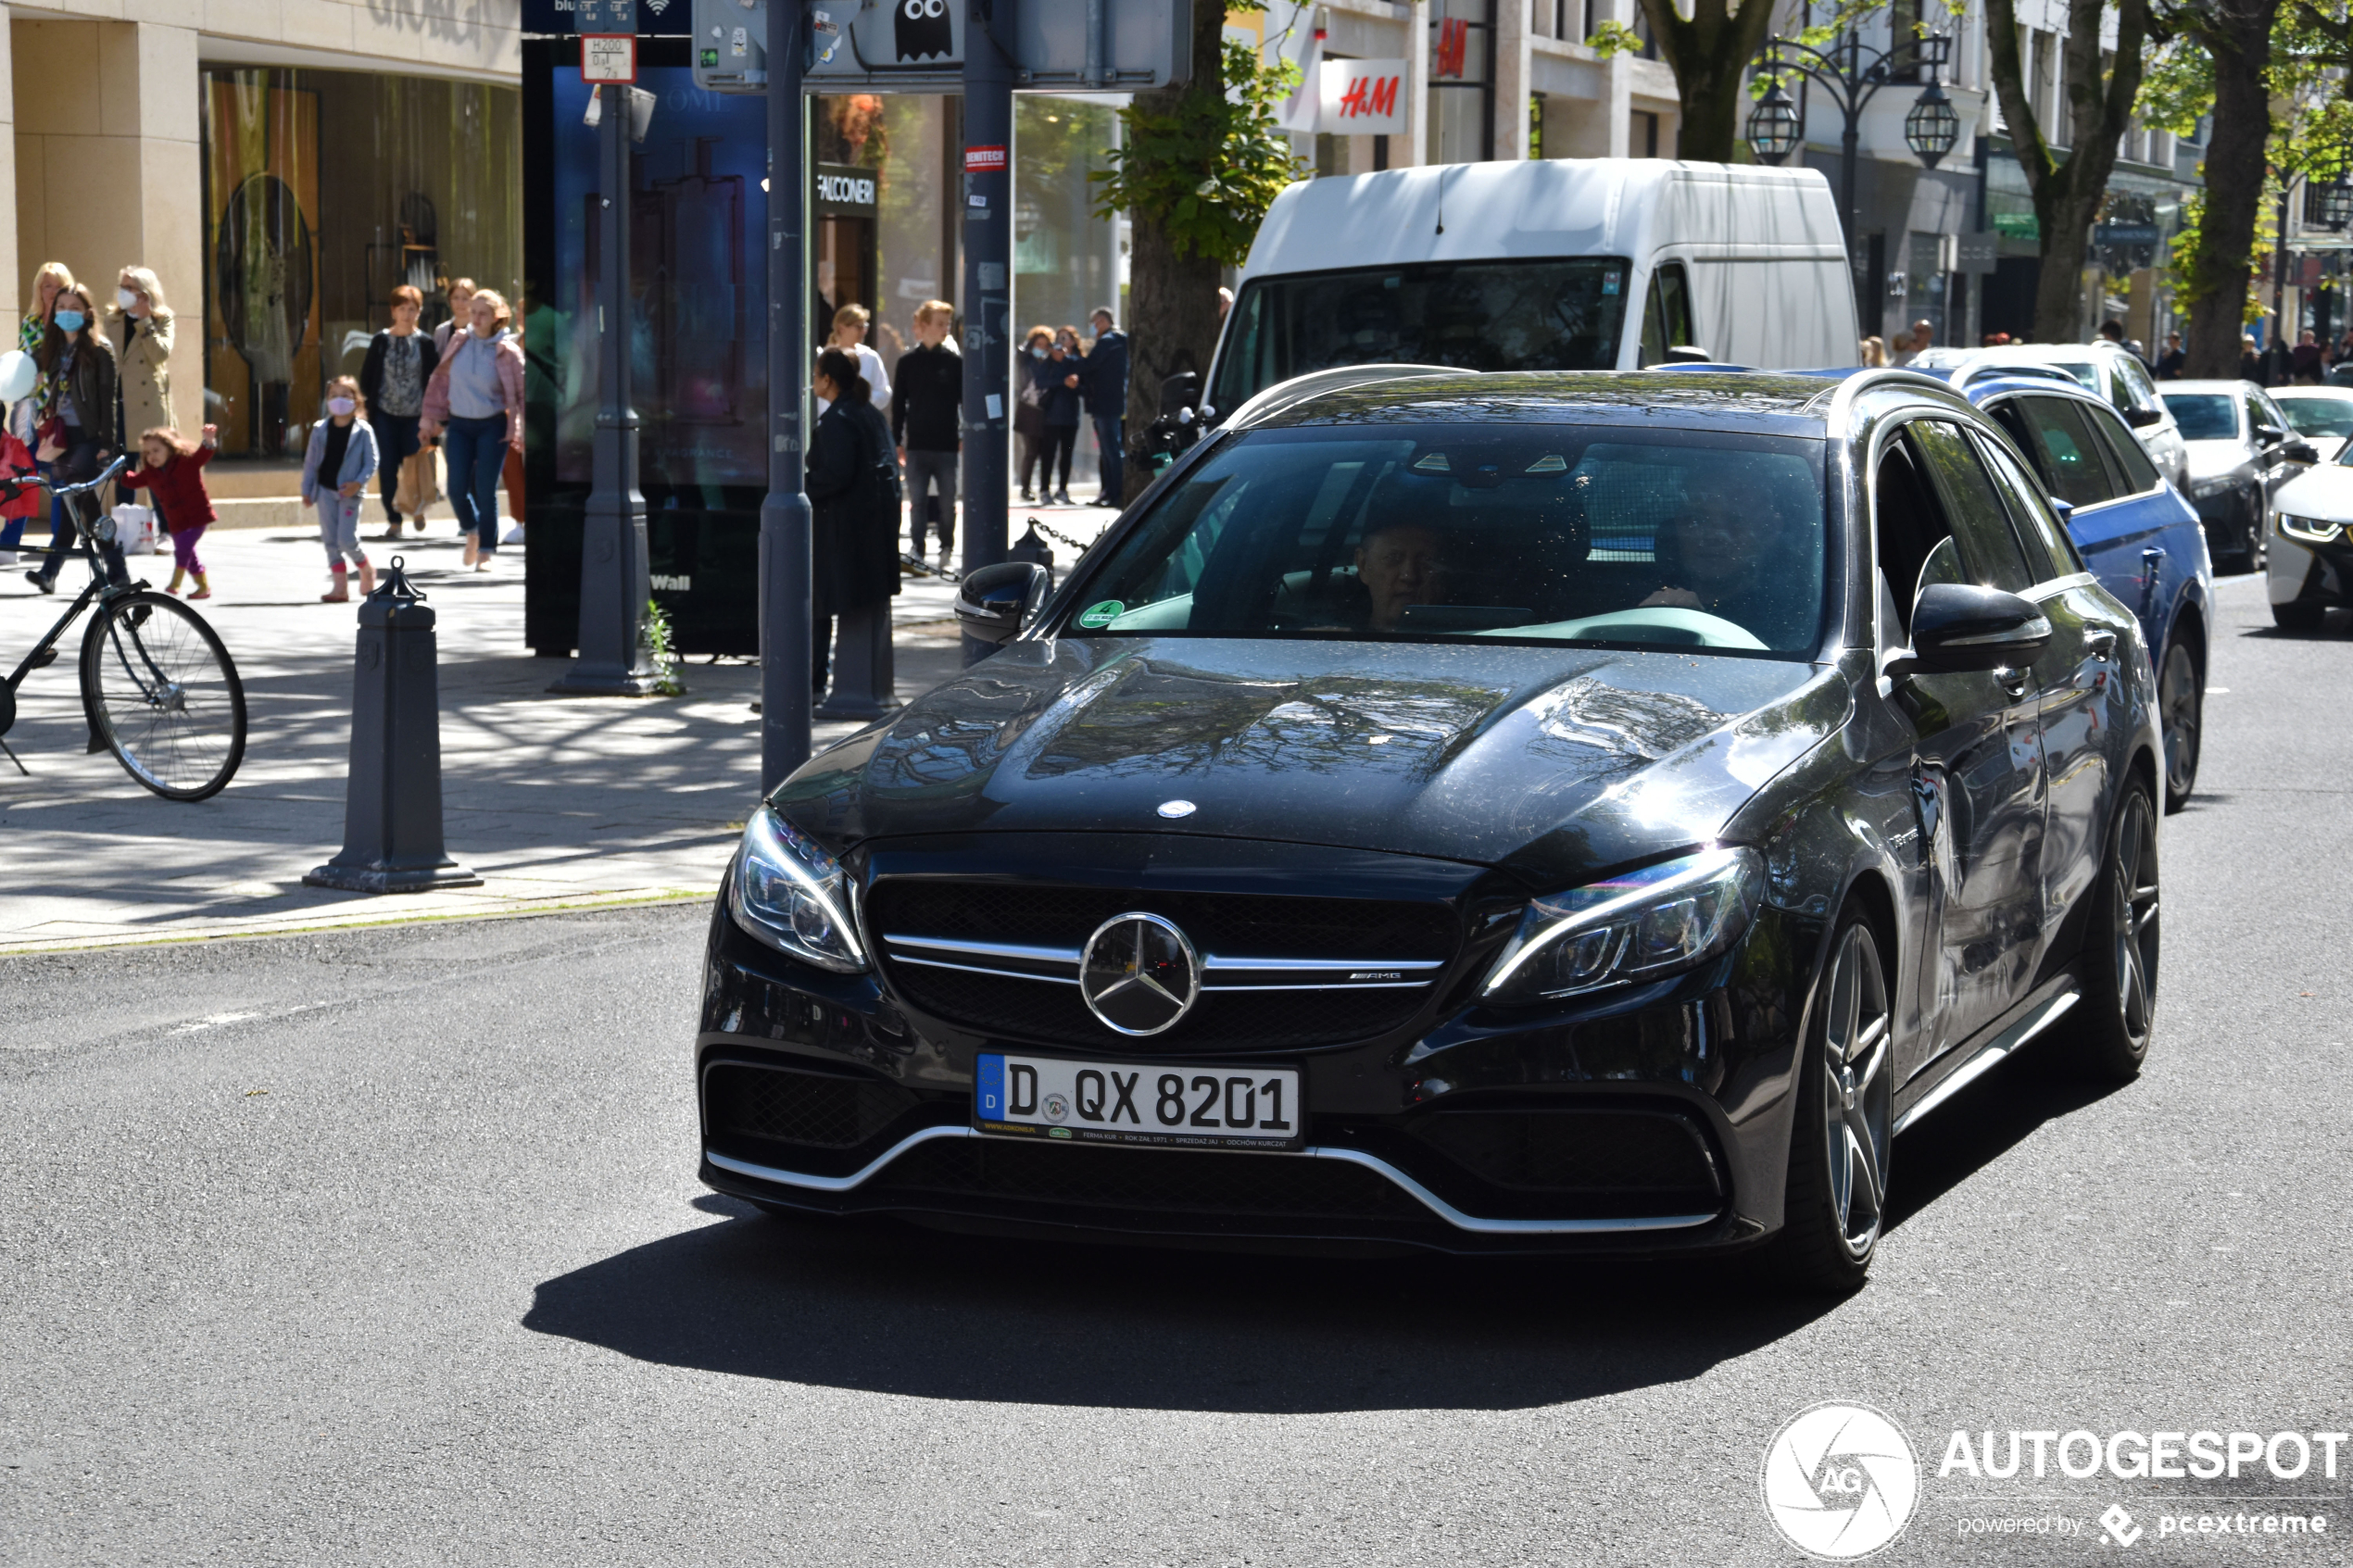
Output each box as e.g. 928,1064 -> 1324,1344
553,79 -> 660,696
960,0 -> 1016,666
1843,108 -> 1863,317
761,1 -> 814,790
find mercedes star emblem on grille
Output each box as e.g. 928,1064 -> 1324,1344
1078,912 -> 1202,1035
1157,799 -> 1197,819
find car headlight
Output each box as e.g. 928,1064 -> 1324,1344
2190,476 -> 2236,499
731,808 -> 869,972
1479,847 -> 1763,1003
2278,512 -> 2343,543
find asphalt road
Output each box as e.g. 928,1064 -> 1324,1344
5,572 -> 2350,1567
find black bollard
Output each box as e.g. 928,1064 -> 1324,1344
304,558 -> 481,895
1008,520 -> 1055,574
812,602 -> 897,722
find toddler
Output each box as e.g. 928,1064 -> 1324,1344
302,375 -> 380,602
119,422 -> 220,597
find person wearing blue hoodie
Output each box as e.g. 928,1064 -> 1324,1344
302,375 -> 381,603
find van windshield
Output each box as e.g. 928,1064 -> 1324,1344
1209,260 -> 1633,413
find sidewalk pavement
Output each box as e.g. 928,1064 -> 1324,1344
0,499 -> 1113,956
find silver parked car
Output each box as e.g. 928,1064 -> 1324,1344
2158,380 -> 2322,572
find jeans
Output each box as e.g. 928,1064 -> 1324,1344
375,412 -> 422,522
316,493 -> 366,568
36,442 -> 126,587
1092,414 -> 1125,507
443,414 -> 508,553
904,448 -> 957,554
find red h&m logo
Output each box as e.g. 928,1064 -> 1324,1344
1435,17 -> 1470,80
1337,71 -> 1400,120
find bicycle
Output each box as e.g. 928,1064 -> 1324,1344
0,454 -> 247,801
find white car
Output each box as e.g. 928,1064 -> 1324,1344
2267,442 -> 2353,629
1909,341 -> 2189,489
2269,384 -> 2353,462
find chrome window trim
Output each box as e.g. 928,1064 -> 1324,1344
708,1127 -> 1719,1236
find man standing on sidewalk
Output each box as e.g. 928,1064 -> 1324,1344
893,299 -> 962,567
1080,307 -> 1129,508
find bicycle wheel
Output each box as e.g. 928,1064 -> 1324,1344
79,591 -> 247,801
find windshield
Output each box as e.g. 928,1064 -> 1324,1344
2162,394 -> 2240,441
1066,425 -> 1829,657
1210,261 -> 1632,413
2275,395 -> 2353,441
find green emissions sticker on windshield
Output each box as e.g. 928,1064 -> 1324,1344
1076,600 -> 1126,629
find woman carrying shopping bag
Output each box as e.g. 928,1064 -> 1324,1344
359,284 -> 438,539
419,287 -> 524,571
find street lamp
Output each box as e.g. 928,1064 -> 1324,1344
1744,29 -> 1957,307
2305,169 -> 2353,232
1746,81 -> 1802,166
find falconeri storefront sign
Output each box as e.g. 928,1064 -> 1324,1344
814,163 -> 877,216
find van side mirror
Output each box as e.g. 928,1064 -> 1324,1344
2046,495 -> 2075,525
1664,345 -> 1714,364
2123,405 -> 2162,429
1885,583 -> 2053,681
2257,422 -> 2289,445
954,561 -> 1053,646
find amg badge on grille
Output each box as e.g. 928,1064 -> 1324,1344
1078,912 -> 1202,1035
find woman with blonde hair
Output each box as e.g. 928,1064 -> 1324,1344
108,266 -> 174,458
420,286 -> 524,568
1858,336 -> 1888,368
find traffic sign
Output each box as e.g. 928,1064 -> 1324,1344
582,33 -> 637,82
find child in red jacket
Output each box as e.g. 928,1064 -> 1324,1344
0,423 -> 40,560
120,423 -> 220,598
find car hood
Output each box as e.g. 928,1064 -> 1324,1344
2272,462 -> 2353,518
774,637 -> 1852,887
2183,438 -> 2253,479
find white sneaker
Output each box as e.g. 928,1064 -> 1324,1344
500,521 -> 526,546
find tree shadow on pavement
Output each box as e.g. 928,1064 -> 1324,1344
522,1200 -> 1840,1415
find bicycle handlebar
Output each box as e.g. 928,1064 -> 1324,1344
52,454 -> 131,498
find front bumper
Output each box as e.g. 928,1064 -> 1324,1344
694,837 -> 1816,1257
2270,524 -> 2353,607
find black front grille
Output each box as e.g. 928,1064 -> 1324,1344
869,880 -> 1456,1049
1406,1107 -> 1721,1197
705,1061 -> 919,1150
869,1138 -> 1432,1222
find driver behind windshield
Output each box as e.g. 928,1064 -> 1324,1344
1640,463 -> 1816,646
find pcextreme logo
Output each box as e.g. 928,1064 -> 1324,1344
1761,1402 -> 1922,1560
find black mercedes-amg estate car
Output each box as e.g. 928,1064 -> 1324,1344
697,368 -> 2164,1289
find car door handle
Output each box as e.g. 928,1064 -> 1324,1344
2086,629 -> 2117,659
1995,666 -> 2033,699
2140,546 -> 2166,617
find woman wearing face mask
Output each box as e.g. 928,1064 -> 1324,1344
1033,326 -> 1083,506
419,286 -> 525,570
3,262 -> 74,568
1014,326 -> 1052,502
303,376 -> 379,602
24,283 -> 123,593
107,267 -> 174,466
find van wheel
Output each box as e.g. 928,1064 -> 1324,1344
1769,914 -> 1892,1294
2045,781 -> 2160,1082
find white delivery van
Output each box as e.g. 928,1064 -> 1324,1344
1205,158 -> 1859,415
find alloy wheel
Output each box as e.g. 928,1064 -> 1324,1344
2109,791 -> 2161,1050
1821,923 -> 1893,1258
2158,641 -> 2201,809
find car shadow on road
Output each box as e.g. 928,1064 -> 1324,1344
522,1202 -> 1836,1415
1885,1053 -> 2125,1234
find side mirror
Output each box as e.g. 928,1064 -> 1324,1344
1664,345 -> 1714,364
953,560 -> 1053,646
2123,405 -> 2163,429
1886,583 -> 2053,681
2257,422 -> 2289,445
2046,495 -> 2076,525
2287,439 -> 2322,465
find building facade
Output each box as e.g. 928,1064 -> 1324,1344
3,0 -> 521,459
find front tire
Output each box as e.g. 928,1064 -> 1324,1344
2158,639 -> 2202,812
2045,781 -> 2160,1081
1770,914 -> 1893,1293
78,590 -> 248,802
2271,599 -> 2327,632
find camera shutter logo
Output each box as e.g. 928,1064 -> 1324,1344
1078,913 -> 1202,1036
1759,1402 -> 1919,1560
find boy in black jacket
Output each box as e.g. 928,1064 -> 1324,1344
892,300 -> 963,566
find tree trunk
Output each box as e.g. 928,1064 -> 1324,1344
1645,0 -> 1780,164
2183,0 -> 2279,376
1120,2 -> 1229,503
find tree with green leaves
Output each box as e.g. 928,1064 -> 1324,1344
1588,1 -> 1784,160
1982,0 -> 2155,344
1091,5 -> 1302,498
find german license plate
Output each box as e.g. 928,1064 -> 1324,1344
975,1053 -> 1303,1150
